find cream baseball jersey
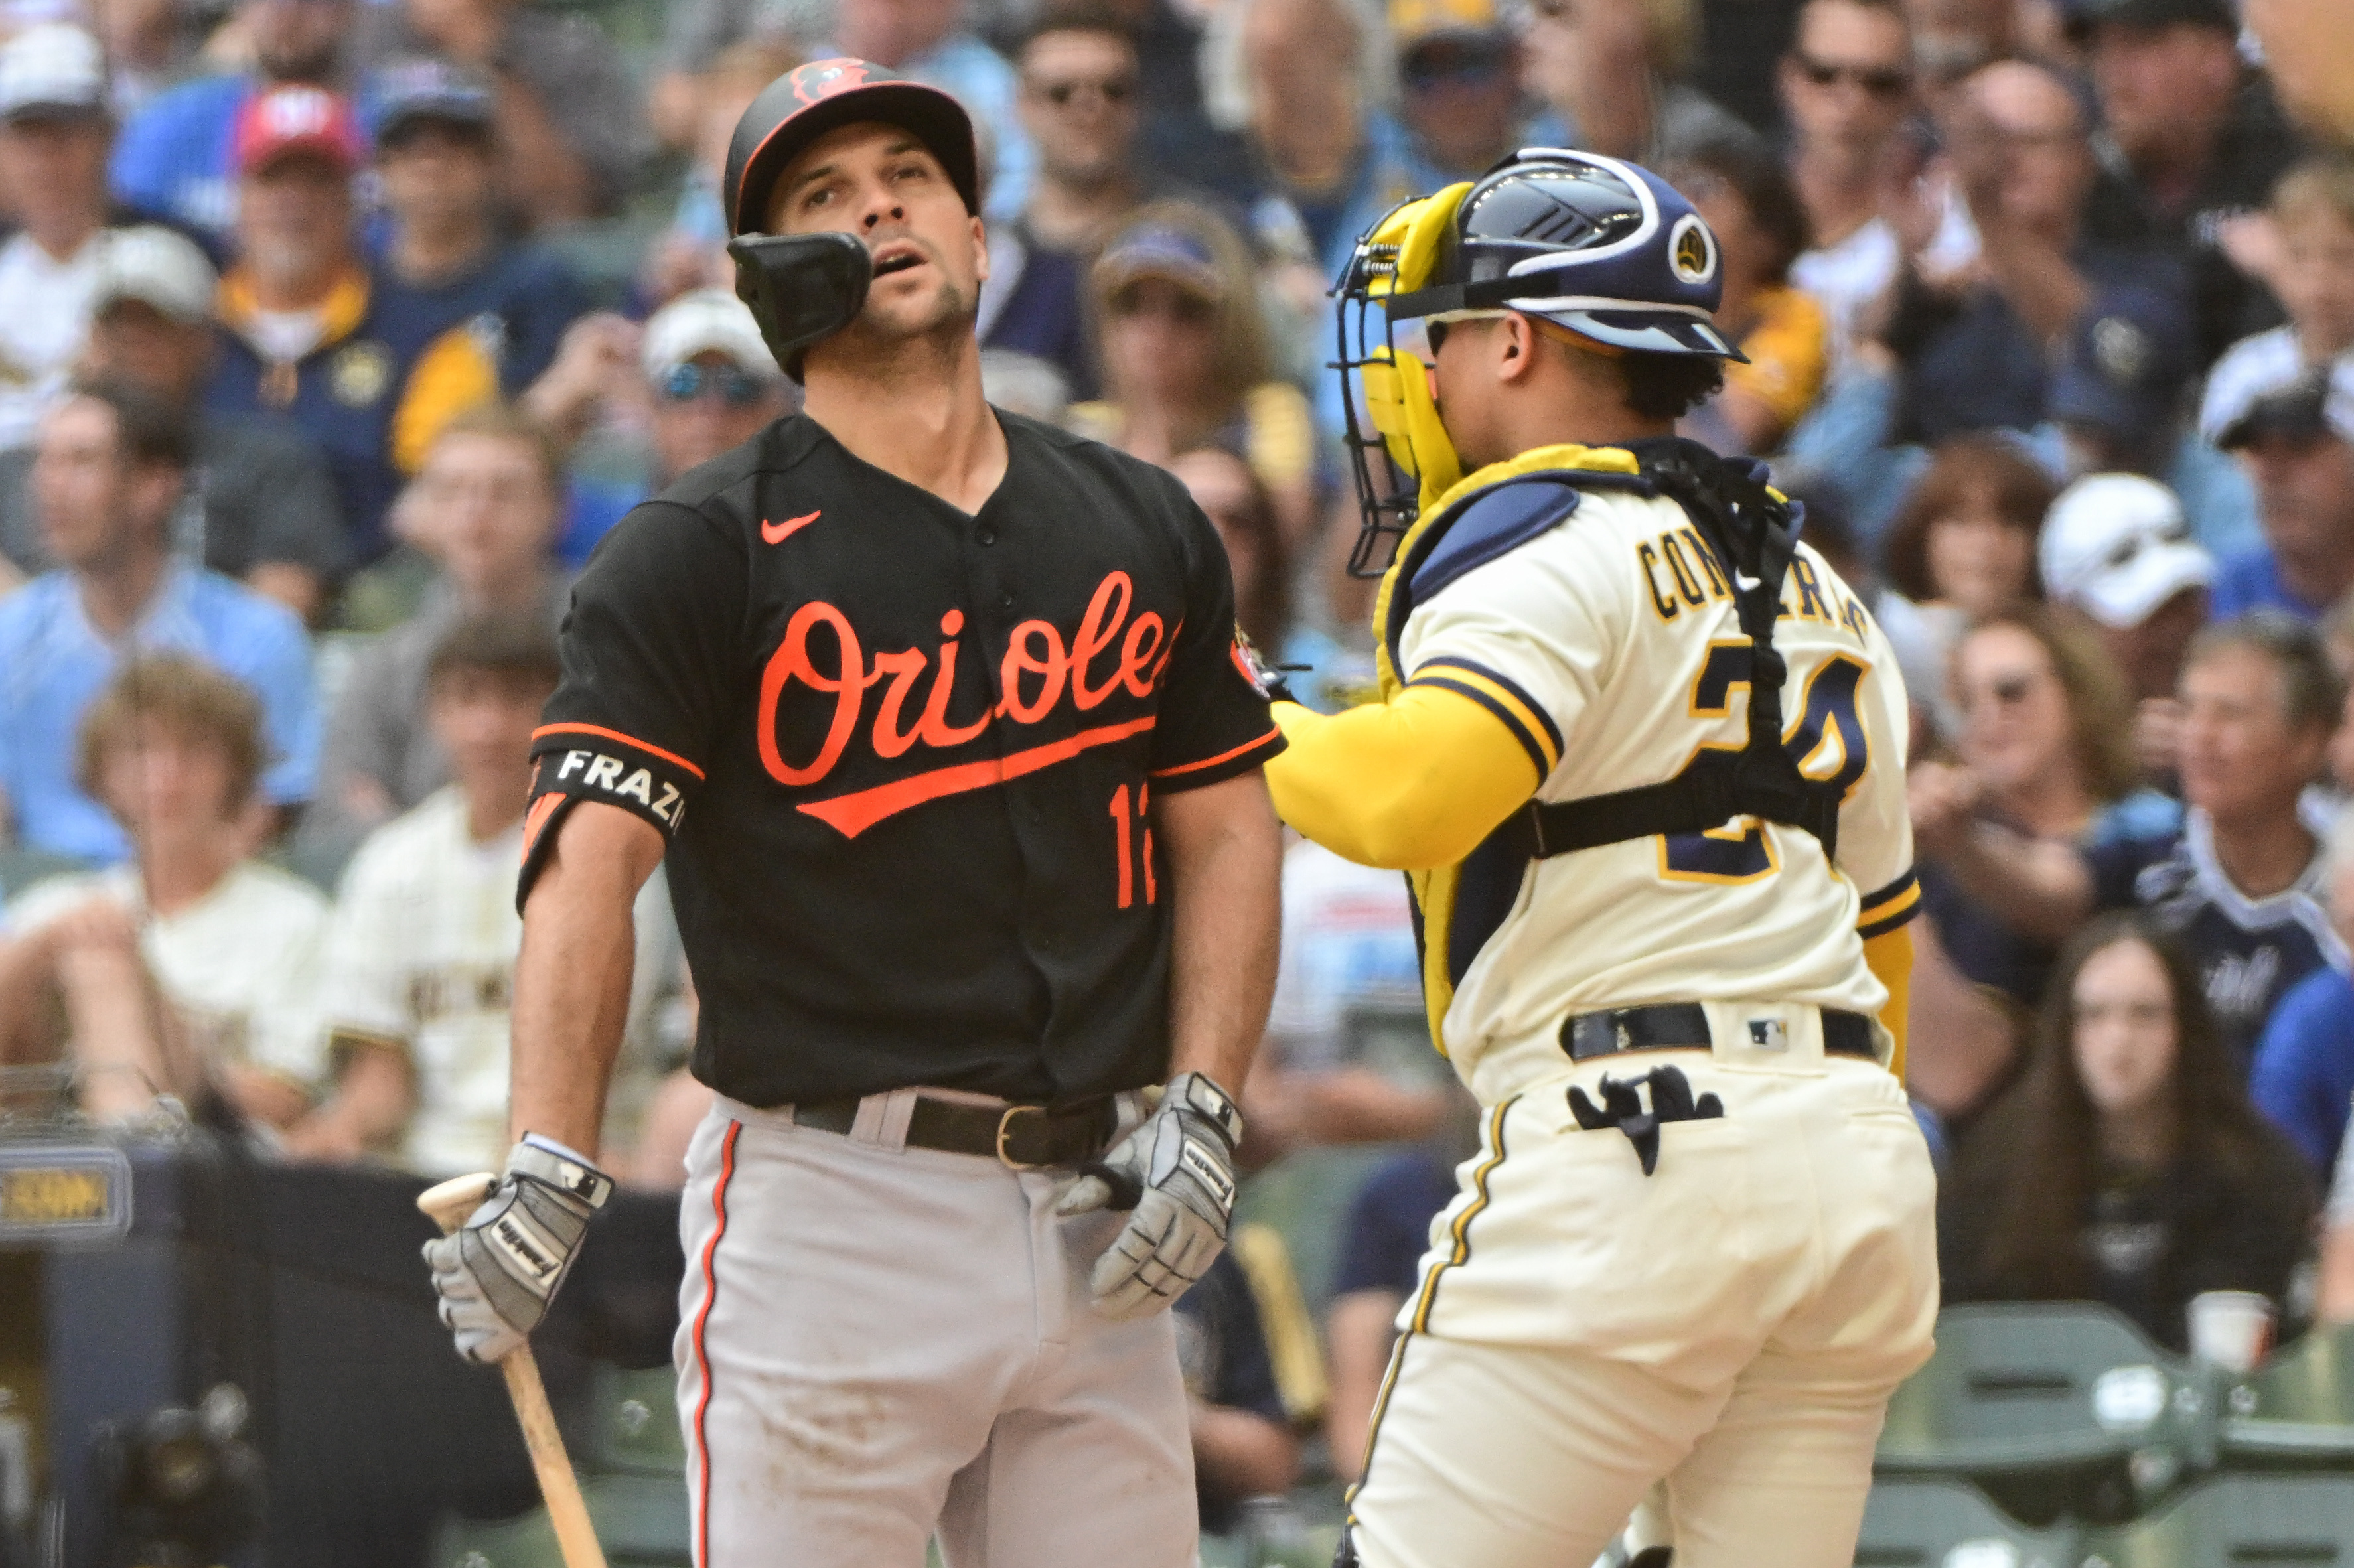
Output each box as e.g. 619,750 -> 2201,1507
1380,447 -> 1919,1105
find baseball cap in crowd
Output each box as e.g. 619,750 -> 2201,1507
2204,357 -> 2354,452
91,226 -> 219,326
374,58 -> 496,147
2065,0 -> 2235,36
234,84 -> 366,178
2040,473 -> 2215,628
1094,223 -> 1224,302
0,23 -> 106,123
642,289 -> 782,384
1390,0 -> 1512,86
2047,289 -> 2195,443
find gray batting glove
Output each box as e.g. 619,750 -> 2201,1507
422,1133 -> 613,1364
1056,1072 -> 1244,1320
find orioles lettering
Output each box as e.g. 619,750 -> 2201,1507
758,569 -> 1176,790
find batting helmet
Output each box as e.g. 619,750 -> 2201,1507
1332,147 -> 1743,573
720,58 -> 981,380
724,58 -> 980,236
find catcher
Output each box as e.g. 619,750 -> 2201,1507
1263,149 -> 1939,1568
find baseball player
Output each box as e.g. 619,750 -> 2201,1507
1264,150 -> 1939,1567
420,60 -> 1287,1567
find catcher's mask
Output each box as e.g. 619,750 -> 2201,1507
1333,147 -> 1745,577
722,58 -> 978,380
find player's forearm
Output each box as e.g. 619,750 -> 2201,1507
1155,772 -> 1283,1099
509,804 -> 666,1157
1265,693 -> 1536,871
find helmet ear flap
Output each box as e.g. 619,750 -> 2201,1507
727,232 -> 873,382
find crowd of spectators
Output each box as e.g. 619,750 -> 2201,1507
1,0 -> 2353,1529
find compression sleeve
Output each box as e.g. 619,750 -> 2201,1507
1265,689 -> 1538,871
1863,923 -> 1913,1081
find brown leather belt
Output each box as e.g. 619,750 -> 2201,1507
788,1093 -> 1118,1169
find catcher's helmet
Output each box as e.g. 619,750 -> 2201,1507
721,59 -> 980,380
1332,148 -> 1745,575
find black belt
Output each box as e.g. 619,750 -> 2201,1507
789,1093 -> 1118,1168
1562,1003 -> 1878,1064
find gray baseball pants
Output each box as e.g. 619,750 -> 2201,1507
674,1090 -> 1199,1567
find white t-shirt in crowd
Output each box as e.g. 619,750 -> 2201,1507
1789,184 -> 1980,369
4,859 -> 331,1084
311,786 -> 676,1177
1792,216 -> 1901,366
1264,838 -> 1425,1073
0,228 -> 108,449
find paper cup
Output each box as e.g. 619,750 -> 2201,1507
2187,1290 -> 2275,1373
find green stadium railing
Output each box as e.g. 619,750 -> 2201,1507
2218,1320 -> 2354,1470
2075,1472 -> 2354,1567
1852,1478 -> 2078,1567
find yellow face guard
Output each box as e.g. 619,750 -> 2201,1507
1333,183 -> 1473,577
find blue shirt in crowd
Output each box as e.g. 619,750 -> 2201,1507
2087,810 -> 2343,1072
0,564 -> 320,863
110,73 -> 256,245
2250,965 -> 2354,1176
2210,546 -> 2332,623
1332,1149 -> 1458,1299
366,241 -> 591,397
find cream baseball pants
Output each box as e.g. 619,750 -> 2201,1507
1348,1011 -> 1940,1568
674,1090 -> 1196,1568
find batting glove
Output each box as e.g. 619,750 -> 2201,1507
1056,1072 -> 1244,1320
421,1133 -> 613,1364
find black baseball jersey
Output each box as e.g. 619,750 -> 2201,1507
521,411 -> 1284,1107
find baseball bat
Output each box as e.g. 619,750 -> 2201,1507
419,1173 -> 611,1568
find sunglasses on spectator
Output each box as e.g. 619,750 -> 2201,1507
1964,670 -> 2045,709
1034,75 -> 1136,107
660,362 -> 769,407
1791,53 -> 1910,98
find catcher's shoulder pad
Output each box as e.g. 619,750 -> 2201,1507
1407,474 -> 1588,603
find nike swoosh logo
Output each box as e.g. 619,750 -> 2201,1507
761,510 -> 820,545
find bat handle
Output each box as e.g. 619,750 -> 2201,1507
419,1174 -> 611,1568
419,1173 -> 496,1235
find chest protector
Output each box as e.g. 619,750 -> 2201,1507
1392,435 -> 1842,865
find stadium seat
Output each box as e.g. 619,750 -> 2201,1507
2218,1322 -> 2354,1467
2075,1472 -> 2354,1565
1876,1303 -> 2211,1525
1852,1478 -> 2078,1567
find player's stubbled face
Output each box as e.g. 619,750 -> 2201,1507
768,121 -> 988,342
